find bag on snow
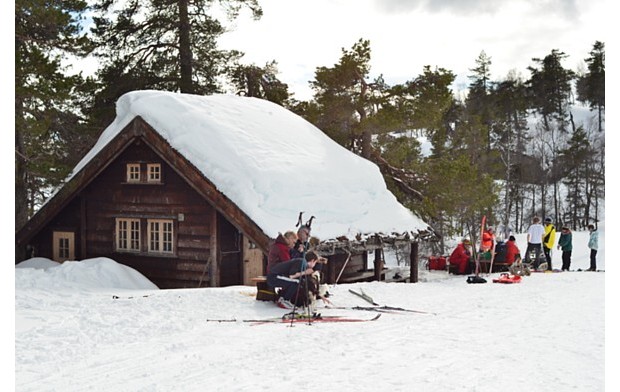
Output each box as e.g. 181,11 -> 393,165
466,275 -> 487,284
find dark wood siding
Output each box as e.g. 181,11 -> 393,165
80,140 -> 216,288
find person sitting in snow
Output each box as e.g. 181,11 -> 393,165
290,225 -> 311,259
267,251 -> 322,309
266,231 -> 297,273
504,235 -> 521,266
449,238 -> 472,275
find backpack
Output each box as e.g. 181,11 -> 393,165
494,242 -> 506,262
467,275 -> 487,284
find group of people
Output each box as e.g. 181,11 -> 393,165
524,217 -> 599,271
448,227 -> 520,275
265,224 -> 331,310
448,217 -> 599,274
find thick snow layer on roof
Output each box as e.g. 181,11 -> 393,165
71,90 -> 428,240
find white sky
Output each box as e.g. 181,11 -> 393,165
218,0 -> 609,101
13,226 -> 609,391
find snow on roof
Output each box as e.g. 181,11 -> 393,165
71,90 -> 429,240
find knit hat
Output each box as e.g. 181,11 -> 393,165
544,217 -> 552,223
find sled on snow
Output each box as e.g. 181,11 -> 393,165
492,273 -> 522,284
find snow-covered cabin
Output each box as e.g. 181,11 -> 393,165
15,91 -> 433,288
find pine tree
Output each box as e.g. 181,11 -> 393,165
88,0 -> 262,127
491,71 -> 530,231
405,66 -> 456,157
466,51 -> 494,152
15,0 -> 92,233
559,127 -> 590,227
526,49 -> 575,221
229,61 -> 291,106
576,41 -> 605,133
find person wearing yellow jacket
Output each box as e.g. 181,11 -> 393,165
542,218 -> 556,270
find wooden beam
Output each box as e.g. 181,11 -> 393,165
410,241 -> 419,283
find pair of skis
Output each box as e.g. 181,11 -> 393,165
206,313 -> 382,325
347,288 -> 435,315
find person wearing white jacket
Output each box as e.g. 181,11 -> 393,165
587,224 -> 599,271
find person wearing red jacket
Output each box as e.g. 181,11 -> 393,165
449,238 -> 472,274
481,227 -> 496,252
504,235 -> 521,265
267,231 -> 297,273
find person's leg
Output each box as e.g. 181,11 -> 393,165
561,252 -> 568,270
533,244 -> 542,270
282,282 -> 299,302
543,247 -> 552,269
524,243 -> 533,263
590,249 -> 597,271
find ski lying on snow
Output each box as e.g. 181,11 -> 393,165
326,305 -> 434,315
348,289 -> 379,305
206,314 -> 381,324
348,289 -> 436,315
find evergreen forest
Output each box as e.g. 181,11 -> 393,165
15,0 -> 605,252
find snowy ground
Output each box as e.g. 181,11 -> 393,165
13,227 -> 610,391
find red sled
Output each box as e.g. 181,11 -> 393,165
428,256 -> 447,270
492,273 -> 522,284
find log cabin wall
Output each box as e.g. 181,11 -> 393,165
32,140 -> 221,289
84,140 -> 217,288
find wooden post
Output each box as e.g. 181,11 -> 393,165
374,248 -> 383,281
410,241 -> 419,283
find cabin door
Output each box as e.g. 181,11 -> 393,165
242,237 -> 263,285
217,213 -> 243,287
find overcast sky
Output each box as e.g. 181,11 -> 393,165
218,0 -> 608,101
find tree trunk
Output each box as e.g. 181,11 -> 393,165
178,0 -> 193,93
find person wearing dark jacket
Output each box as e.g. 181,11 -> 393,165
449,238 -> 472,274
267,251 -> 320,308
290,225 -> 311,259
266,231 -> 297,273
557,226 -> 573,271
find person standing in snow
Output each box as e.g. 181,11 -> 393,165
524,216 -> 545,270
267,231 -> 297,273
481,226 -> 495,253
542,217 -> 556,270
449,238 -> 472,275
587,224 -> 599,271
557,226 -> 573,271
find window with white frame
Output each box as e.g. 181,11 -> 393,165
147,163 -> 161,183
148,219 -> 174,253
52,231 -> 75,262
126,163 -> 141,182
116,218 -> 141,251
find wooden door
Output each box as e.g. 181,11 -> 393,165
242,236 -> 264,285
217,214 -> 242,287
